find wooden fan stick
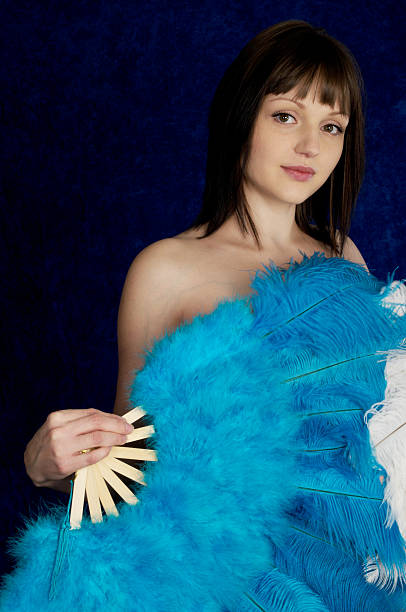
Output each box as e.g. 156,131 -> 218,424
126,424 -> 155,443
70,467 -> 87,529
104,456 -> 146,485
122,405 -> 147,424
85,465 -> 103,523
97,462 -> 139,505
109,446 -> 158,461
93,463 -> 119,518
69,405 -> 157,528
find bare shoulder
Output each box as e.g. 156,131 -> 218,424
120,232 -> 206,333
114,236 -> 197,415
128,235 -> 189,273
336,231 -> 369,273
124,235 -> 199,293
116,237 -> 194,382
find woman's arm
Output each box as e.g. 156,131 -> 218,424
24,239 -> 185,491
113,239 -> 186,416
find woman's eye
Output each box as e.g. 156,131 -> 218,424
272,112 -> 295,124
323,123 -> 344,135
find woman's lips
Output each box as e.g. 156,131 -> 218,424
281,166 -> 315,182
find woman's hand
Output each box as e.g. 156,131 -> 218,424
24,408 -> 134,489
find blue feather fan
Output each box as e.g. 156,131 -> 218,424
1,252 -> 406,611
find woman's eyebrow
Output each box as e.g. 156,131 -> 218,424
268,96 -> 305,107
268,97 -> 348,118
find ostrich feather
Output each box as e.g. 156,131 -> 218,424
257,534 -> 406,611
363,280 -> 406,591
1,252 -> 406,611
238,568 -> 330,612
367,344 -> 406,535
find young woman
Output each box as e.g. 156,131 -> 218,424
5,20 -> 406,612
24,20 -> 368,493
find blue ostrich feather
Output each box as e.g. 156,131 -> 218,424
1,252 -> 406,611
256,534 -> 402,612
239,567 -> 330,612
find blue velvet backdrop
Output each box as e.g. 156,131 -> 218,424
0,0 -> 404,576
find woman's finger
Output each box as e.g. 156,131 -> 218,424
53,410 -> 134,440
45,408 -> 99,428
68,445 -> 113,474
73,430 -> 130,455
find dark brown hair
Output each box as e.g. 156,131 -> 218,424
189,20 -> 365,255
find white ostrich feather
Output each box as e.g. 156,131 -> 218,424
365,280 -> 406,588
380,280 -> 406,318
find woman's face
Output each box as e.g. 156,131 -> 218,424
243,82 -> 350,208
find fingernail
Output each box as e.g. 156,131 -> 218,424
125,422 -> 134,432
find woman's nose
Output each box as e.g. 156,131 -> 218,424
294,127 -> 320,157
